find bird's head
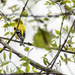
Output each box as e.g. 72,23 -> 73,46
13,18 -> 23,24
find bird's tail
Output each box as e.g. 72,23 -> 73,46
20,37 -> 25,47
20,41 -> 25,47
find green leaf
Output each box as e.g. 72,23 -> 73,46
8,5 -> 19,13
25,65 -> 30,73
51,41 -> 57,47
10,32 -> 14,36
32,66 -> 34,70
37,19 -> 44,23
21,10 -> 28,17
63,28 -> 68,33
65,5 -> 72,12
3,70 -> 6,74
68,47 -> 73,51
44,1 -> 50,5
0,61 -> 9,67
67,58 -> 71,61
3,52 -> 6,60
32,66 -> 38,73
55,29 -> 60,35
71,29 -> 75,33
4,32 -> 9,36
22,62 -> 27,67
11,16 -> 15,19
33,28 -> 55,49
28,20 -> 34,22
9,22 -> 15,26
66,25 -> 68,32
33,70 -> 38,73
0,16 -> 3,20
43,58 -> 48,65
9,49 -> 12,60
60,55 -> 63,60
63,58 -> 67,64
57,60 -> 61,66
63,25 -> 68,33
44,24 -> 47,27
3,23 -> 9,28
0,48 -> 3,52
16,66 -> 24,73
72,54 -> 75,58
20,57 -> 27,61
59,60 -> 61,66
6,66 -> 8,72
26,61 -> 30,65
8,5 -> 17,9
0,69 -> 2,74
43,17 -> 49,21
20,70 -> 24,73
24,47 -> 29,51
22,61 -> 30,67
64,53 -> 67,58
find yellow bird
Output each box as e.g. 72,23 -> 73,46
13,18 -> 26,46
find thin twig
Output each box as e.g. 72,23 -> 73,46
0,36 -> 33,46
0,10 -> 74,18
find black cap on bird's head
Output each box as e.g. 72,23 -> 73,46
13,18 -> 19,22
13,18 -> 23,24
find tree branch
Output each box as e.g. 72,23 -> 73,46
47,16 -> 65,68
50,19 -> 75,69
0,38 -> 63,74
0,36 -> 32,46
0,36 -> 75,54
0,12 -> 74,18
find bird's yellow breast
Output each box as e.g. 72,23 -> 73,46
14,22 -> 26,35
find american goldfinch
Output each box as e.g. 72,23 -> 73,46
14,18 -> 26,46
